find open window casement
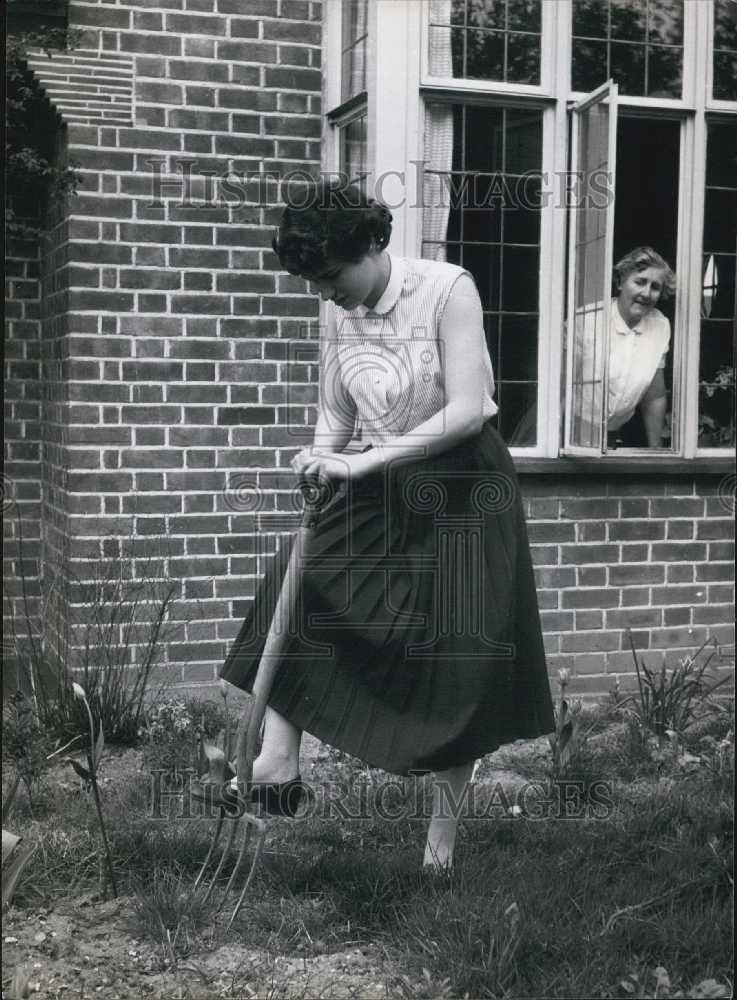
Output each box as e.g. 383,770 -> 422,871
563,80 -> 619,456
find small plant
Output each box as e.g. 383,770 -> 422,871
141,689 -> 234,775
4,504 -> 179,746
2,690 -> 52,814
625,631 -> 733,747
140,697 -> 199,774
129,866 -> 211,969
548,668 -> 584,777
64,682 -> 118,898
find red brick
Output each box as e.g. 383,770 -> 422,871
708,584 -> 735,603
560,499 -> 618,519
264,66 -> 321,89
619,498 -> 649,517
666,520 -> 694,540
73,5 -> 131,28
663,607 -> 691,626
695,562 -> 734,581
696,518 -> 735,540
562,588 -> 620,609
619,588 -> 650,607
527,522 -> 575,542
539,612 -> 574,631
218,407 -> 276,425
575,610 -> 603,630
666,563 -> 694,583
692,604 -> 735,625
609,564 -> 664,585
166,12 -> 226,33
577,522 -> 606,542
170,247 -> 229,268
67,472 -> 133,492
606,607 -> 661,628
134,10 -> 164,30
281,0 -> 310,16
228,18 -> 263,38
619,543 -> 649,562
577,567 -> 606,586
709,541 -> 735,560
650,497 -> 704,517
650,585 -> 707,606
573,653 -> 607,675
120,224 -> 183,244
609,520 -> 665,541
120,33 -> 182,55
218,0 -> 275,11
650,542 -> 707,562
277,44 -> 312,67
217,40 -> 276,62
561,544 -> 619,565
561,632 -> 620,653
169,59 -> 230,82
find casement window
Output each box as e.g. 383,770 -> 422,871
325,0 -> 369,187
322,0 -> 736,464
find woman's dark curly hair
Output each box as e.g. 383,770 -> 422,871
272,177 -> 393,277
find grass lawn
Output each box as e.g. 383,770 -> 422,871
2,697 -> 733,999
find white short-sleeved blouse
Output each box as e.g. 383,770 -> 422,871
328,254 -> 498,446
577,299 -> 671,432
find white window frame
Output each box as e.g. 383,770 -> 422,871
563,80 -> 619,457
321,0 -> 736,463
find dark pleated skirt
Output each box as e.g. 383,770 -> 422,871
220,421 -> 555,776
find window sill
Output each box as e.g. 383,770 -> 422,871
513,455 -> 736,475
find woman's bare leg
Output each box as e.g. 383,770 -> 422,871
234,535 -> 305,786
423,760 -> 476,870
253,706 -> 301,783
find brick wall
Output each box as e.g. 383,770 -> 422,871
33,0 -> 323,683
4,0 -> 734,701
3,231 -> 44,690
524,474 -> 735,693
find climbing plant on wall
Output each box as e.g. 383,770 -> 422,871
5,24 -> 81,234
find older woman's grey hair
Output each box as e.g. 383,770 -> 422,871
613,246 -> 677,301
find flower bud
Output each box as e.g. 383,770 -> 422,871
72,682 -> 87,701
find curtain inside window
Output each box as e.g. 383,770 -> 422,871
423,0 -> 454,262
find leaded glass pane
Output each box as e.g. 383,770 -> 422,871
698,121 -> 736,448
713,0 -> 737,101
422,102 -> 543,444
571,0 -> 683,98
427,0 -> 541,84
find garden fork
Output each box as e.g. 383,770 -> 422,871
190,485 -> 326,929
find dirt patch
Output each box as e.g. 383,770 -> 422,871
3,896 -> 404,999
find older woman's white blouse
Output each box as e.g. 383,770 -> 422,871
328,254 -> 498,446
575,299 -> 670,432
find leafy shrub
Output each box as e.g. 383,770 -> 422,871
5,27 -> 82,233
625,631 -> 733,745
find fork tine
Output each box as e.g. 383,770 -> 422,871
192,811 -> 225,891
217,811 -> 267,914
201,518 -> 314,920
226,820 -> 268,930
200,818 -> 238,905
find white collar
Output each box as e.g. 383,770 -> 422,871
353,253 -> 405,316
613,298 -> 644,336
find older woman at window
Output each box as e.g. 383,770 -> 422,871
602,246 -> 675,447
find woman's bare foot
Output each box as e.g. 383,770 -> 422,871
423,819 -> 458,871
423,759 -> 476,872
231,705 -> 302,788
251,748 -> 300,785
